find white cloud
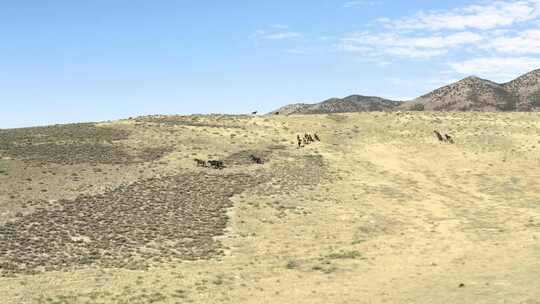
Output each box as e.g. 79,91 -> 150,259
377,60 -> 392,67
385,47 -> 448,58
286,49 -> 306,54
338,0 -> 540,71
343,1 -> 380,8
337,43 -> 372,52
384,0 -> 540,31
270,24 -> 289,29
253,25 -> 301,40
339,31 -> 483,58
449,57 -> 540,81
483,27 -> 540,54
263,32 -> 301,40
380,95 -> 415,101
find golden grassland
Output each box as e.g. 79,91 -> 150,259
0,112 -> 539,303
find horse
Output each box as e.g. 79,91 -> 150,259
208,160 -> 225,169
250,155 -> 263,164
304,133 -> 311,143
434,130 -> 444,142
194,159 -> 207,167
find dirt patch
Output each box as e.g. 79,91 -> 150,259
224,149 -> 273,166
254,154 -> 329,196
352,214 -> 402,244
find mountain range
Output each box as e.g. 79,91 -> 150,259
271,69 -> 540,114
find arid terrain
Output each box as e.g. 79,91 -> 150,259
1,112 -> 539,303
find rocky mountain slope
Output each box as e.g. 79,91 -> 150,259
272,69 -> 540,114
400,76 -> 519,112
502,69 -> 540,111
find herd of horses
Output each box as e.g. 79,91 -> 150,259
194,154 -> 263,170
434,130 -> 454,144
194,159 -> 226,169
193,130 -> 454,169
297,133 -> 320,148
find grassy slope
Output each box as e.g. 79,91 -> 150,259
1,112 -> 540,303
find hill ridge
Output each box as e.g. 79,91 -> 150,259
271,69 -> 540,114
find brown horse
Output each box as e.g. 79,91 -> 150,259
250,155 -> 263,164
194,159 -> 206,167
434,130 -> 444,142
208,160 -> 225,169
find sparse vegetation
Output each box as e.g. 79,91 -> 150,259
412,103 -> 425,111
286,260 -> 300,269
528,90 -> 540,108
1,112 -> 539,303
326,250 -> 362,260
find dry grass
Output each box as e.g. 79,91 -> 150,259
0,112 -> 539,303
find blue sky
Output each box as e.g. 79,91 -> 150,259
3,0 -> 540,128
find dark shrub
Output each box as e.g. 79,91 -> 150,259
412,103 -> 425,111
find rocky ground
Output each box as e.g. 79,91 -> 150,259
0,112 -> 539,303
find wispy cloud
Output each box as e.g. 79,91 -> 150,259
286,48 -> 306,54
449,56 -> 540,81
339,31 -> 483,58
337,0 -> 540,79
380,94 -> 415,101
257,1 -> 540,81
481,26 -> 540,54
263,32 -> 301,40
253,25 -> 301,40
382,0 -> 540,31
343,1 -> 380,8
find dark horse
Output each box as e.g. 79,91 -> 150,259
194,159 -> 207,167
250,155 -> 263,164
208,160 -> 225,169
434,130 -> 444,142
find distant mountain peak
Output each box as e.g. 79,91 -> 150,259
463,75 -> 482,81
402,69 -> 540,112
270,95 -> 402,115
271,69 -> 540,115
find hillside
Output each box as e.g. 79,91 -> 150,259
502,69 -> 540,111
274,69 -> 540,114
270,95 -> 403,115
401,76 -> 519,112
1,113 -> 540,303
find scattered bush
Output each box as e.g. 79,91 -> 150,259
326,250 -> 362,260
412,103 -> 425,111
286,260 -> 299,269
